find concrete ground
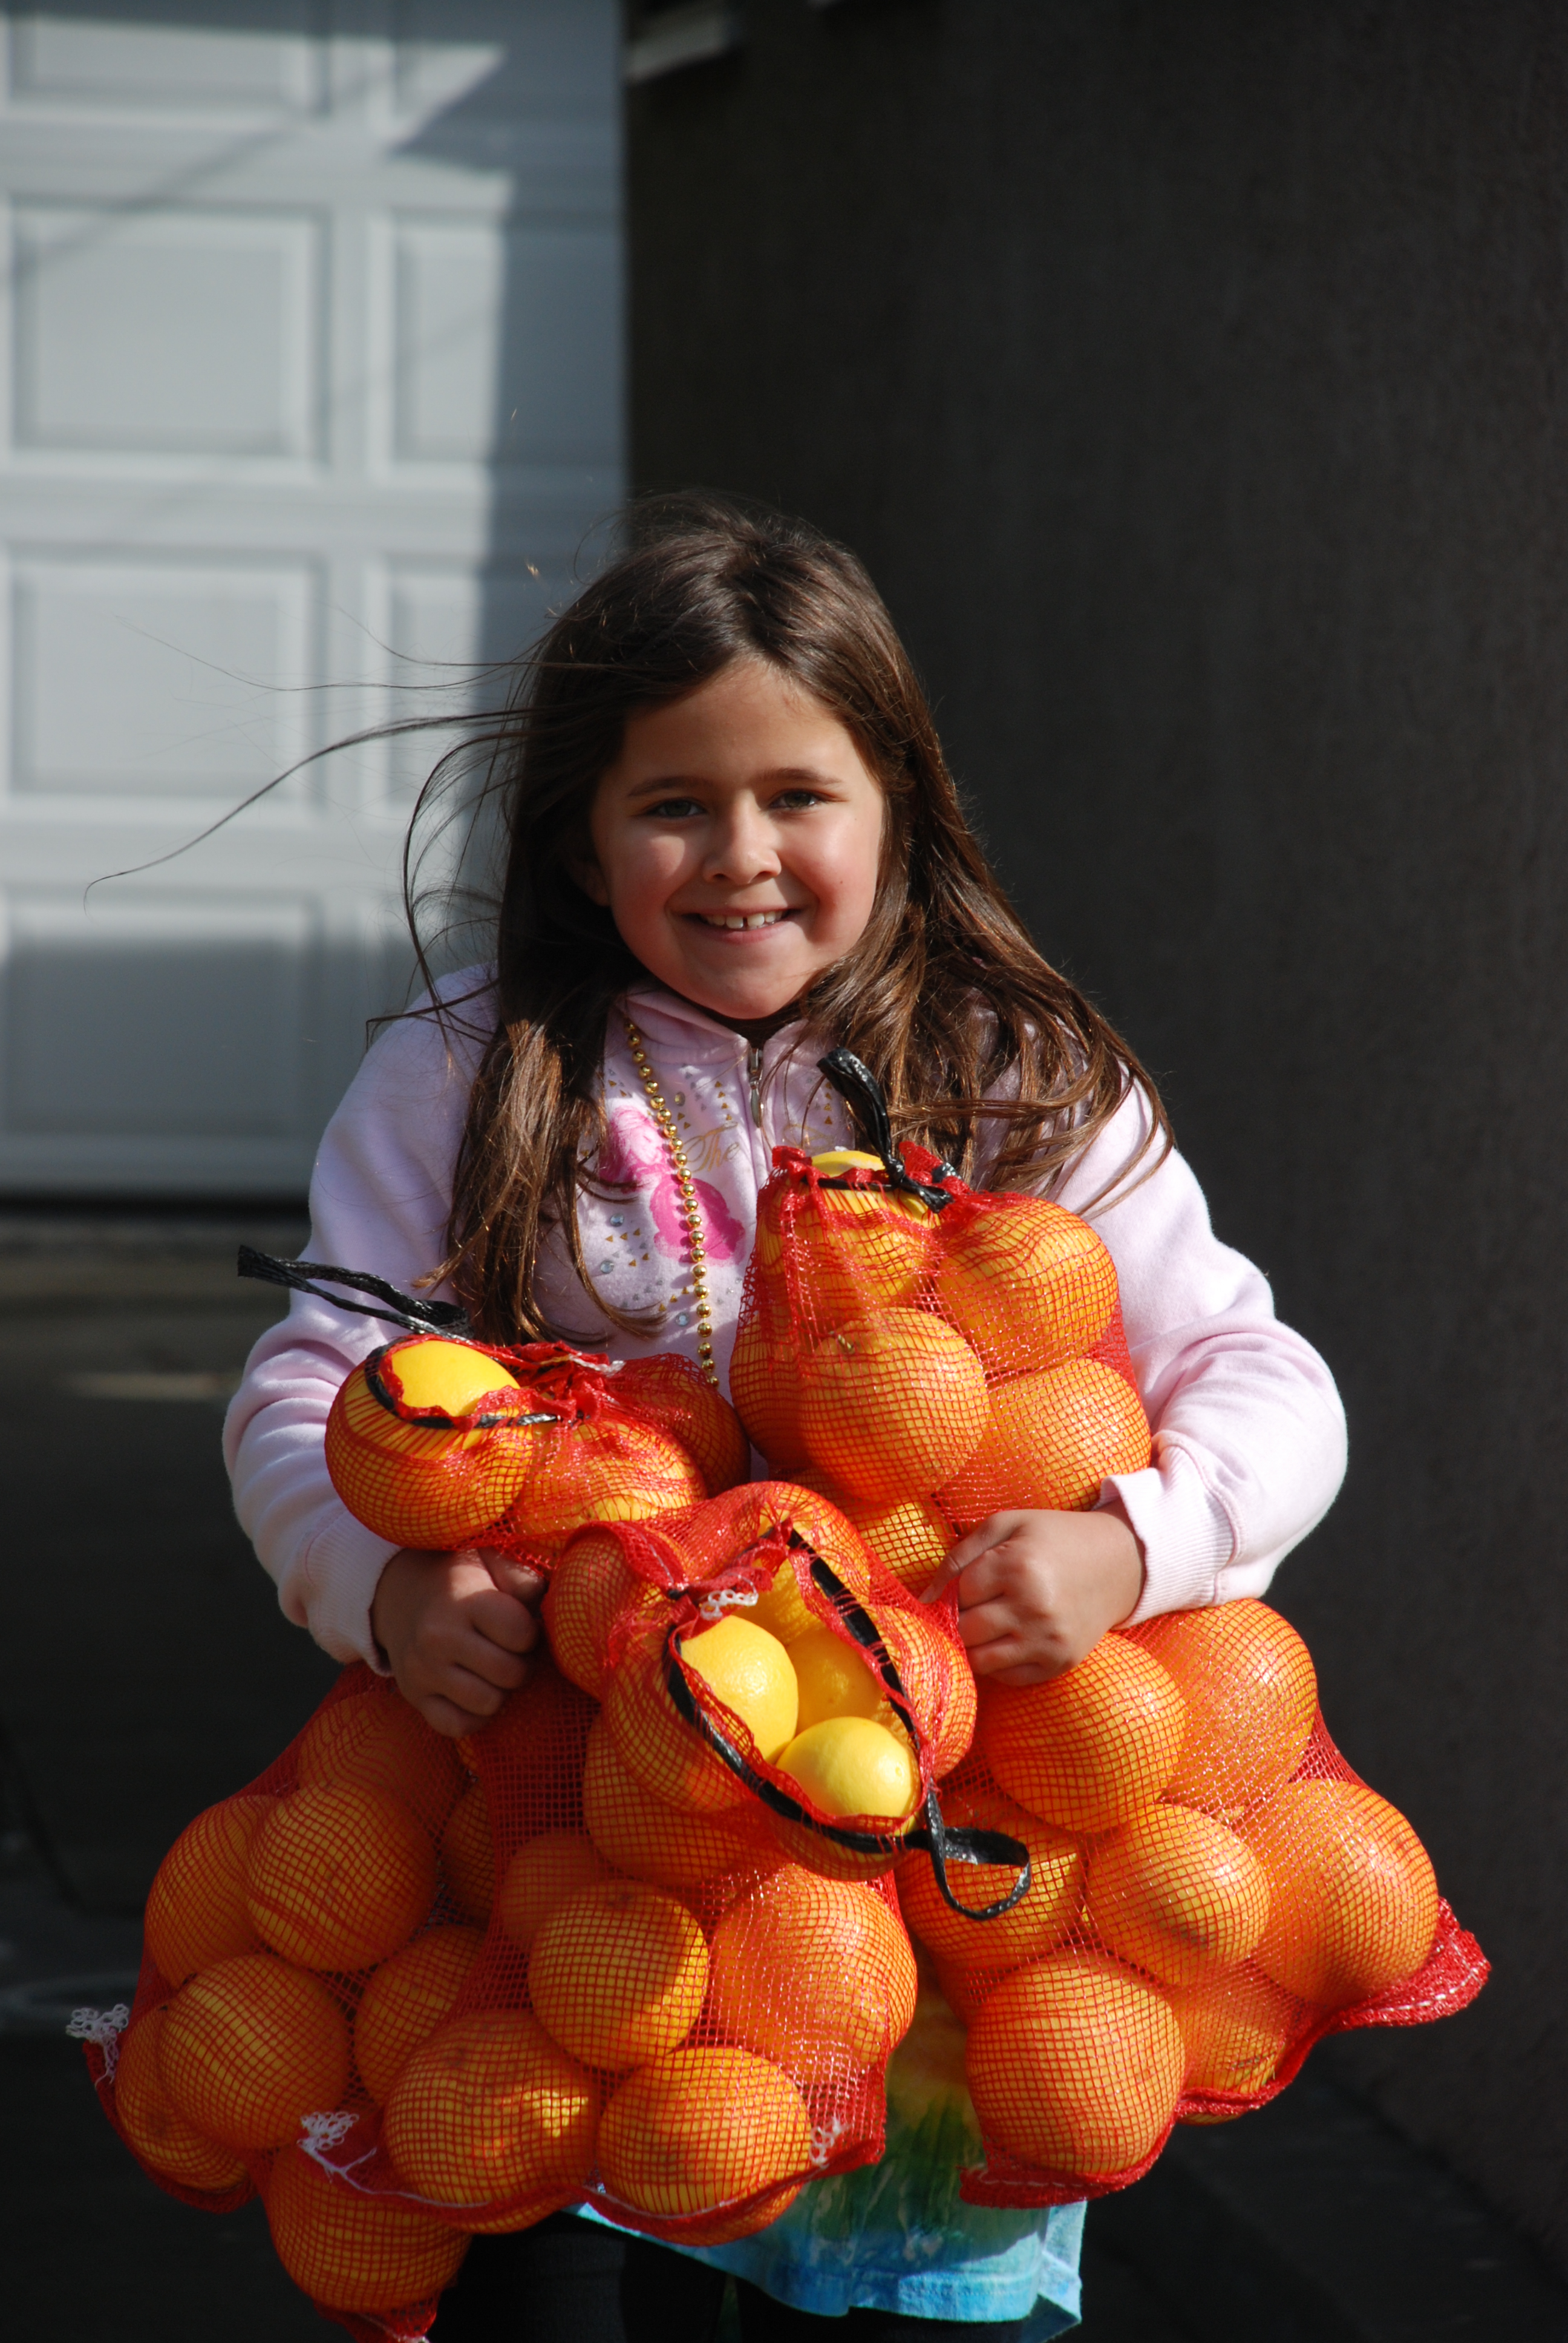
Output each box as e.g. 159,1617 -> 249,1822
1,1211 -> 1561,2342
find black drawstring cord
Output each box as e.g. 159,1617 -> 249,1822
816,1049 -> 956,1213
237,1246 -> 474,1337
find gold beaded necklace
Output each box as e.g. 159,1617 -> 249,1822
624,1019 -> 717,1386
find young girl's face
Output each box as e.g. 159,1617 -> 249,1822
580,658 -> 885,1028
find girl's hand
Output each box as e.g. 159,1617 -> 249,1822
921,1509 -> 1145,1686
370,1547 -> 545,1738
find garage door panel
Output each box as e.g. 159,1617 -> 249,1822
13,203 -> 322,458
0,0 -> 621,1198
8,4 -> 322,112
10,555 -> 319,798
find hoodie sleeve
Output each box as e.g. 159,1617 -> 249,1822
1023,1088 -> 1347,1618
221,984 -> 490,1666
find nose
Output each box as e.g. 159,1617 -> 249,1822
701,798 -> 782,888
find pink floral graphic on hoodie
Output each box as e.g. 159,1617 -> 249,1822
599,1106 -> 748,1263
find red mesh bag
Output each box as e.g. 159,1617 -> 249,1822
729,1051 -> 1152,1562
87,1481 -> 1033,2328
895,1601 -> 1486,2204
724,1057 -> 1486,2203
237,1249 -> 745,1560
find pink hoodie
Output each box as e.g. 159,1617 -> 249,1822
224,972 -> 1347,1664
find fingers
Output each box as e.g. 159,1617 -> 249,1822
478,1550 -> 548,1607
466,1585 -> 541,1657
955,1594 -> 1028,1650
921,1512 -> 1028,1602
409,1660 -> 535,1741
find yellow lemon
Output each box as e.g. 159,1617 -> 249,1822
387,1337 -> 520,1414
778,1716 -> 918,1821
682,1616 -> 799,1763
790,1627 -> 887,1730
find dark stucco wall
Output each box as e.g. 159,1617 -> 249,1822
629,0 -> 1568,2267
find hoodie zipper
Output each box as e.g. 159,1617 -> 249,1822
747,1043 -> 764,1129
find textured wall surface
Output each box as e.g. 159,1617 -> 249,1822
629,0 -> 1568,2267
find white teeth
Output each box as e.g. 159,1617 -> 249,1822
702,911 -> 785,930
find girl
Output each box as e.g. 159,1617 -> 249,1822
226,496 -> 1346,2342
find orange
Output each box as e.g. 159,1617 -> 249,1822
755,1157 -> 936,1332
324,1337 -> 531,1550
613,1354 -> 750,1494
1243,1780 -> 1439,2007
839,1493 -> 950,1593
295,1686 -> 465,1840
977,1634 -> 1185,1833
778,1716 -> 918,1823
496,1413 -> 706,1550
791,1627 -> 886,1730
143,1794 -> 275,1987
354,1924 -> 483,2105
1169,1965 -> 1299,2099
581,1717 -> 769,1889
680,1481 -> 876,1643
729,1312 -> 809,1473
115,2008 -> 247,2191
158,1953 -> 350,2152
246,1781 -> 436,1971
799,1311 -> 988,1507
1127,1602 -> 1318,1821
708,1865 -> 917,2086
597,2046 -> 812,2219
897,1775 -> 1081,1967
682,1615 -> 799,1761
938,1361 -> 1151,1528
933,1960 -> 1016,2027
601,1601 -> 752,1816
384,2010 -> 598,2209
266,2140 -> 468,2313
440,1782 -> 494,1923
936,1201 -> 1117,1377
879,1601 -> 977,1780
967,1952 -> 1185,2178
1085,1806 -> 1270,1987
750,1556 -> 826,1648
544,1530 -> 658,1699
650,2178 -> 808,2248
529,1881 -> 708,2070
496,1829 -> 618,1955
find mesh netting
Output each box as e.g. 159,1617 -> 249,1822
324,1336 -> 739,1559
87,1204 -> 1488,2333
730,1144 -> 1152,1546
893,1605 -> 1486,2204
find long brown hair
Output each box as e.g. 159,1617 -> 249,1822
408,496 -> 1169,1341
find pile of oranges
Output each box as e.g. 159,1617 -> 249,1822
103,1156 -> 1480,2325
729,1142 -> 1465,2194
730,1150 -> 1152,1580
898,1601 -> 1443,2185
115,1598 -> 933,2322
546,1480 -> 974,1871
324,1334 -> 746,1561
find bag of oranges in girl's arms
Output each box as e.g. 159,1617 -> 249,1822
730,1052 -> 1152,1590
895,1599 -> 1488,2203
731,1056 -> 1486,2202
84,1265 -> 1017,2334
236,1247 -> 749,1561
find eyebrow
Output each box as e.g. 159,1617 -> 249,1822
622,767 -> 842,799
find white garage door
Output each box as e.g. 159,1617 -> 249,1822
0,1 -> 622,1196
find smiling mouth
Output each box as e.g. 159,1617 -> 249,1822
691,909 -> 792,931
